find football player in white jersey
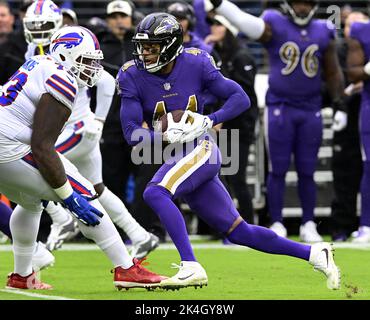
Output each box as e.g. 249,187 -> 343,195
22,0 -> 159,258
0,25 -> 166,290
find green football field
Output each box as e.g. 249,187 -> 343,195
0,241 -> 369,300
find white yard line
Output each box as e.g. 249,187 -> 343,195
1,242 -> 370,252
0,289 -> 78,300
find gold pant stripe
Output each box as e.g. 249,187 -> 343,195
226,216 -> 244,236
161,141 -> 212,193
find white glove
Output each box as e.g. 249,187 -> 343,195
332,110 -> 347,132
75,119 -> 104,141
179,111 -> 213,143
163,112 -> 187,144
364,60 -> 370,76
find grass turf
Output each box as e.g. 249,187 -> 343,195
0,243 -> 369,300
0,246 -> 370,300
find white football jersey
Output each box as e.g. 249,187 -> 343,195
0,55 -> 78,163
66,86 -> 92,125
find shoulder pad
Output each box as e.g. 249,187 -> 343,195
185,48 -> 202,56
121,60 -> 136,72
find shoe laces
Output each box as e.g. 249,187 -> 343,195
170,263 -> 181,270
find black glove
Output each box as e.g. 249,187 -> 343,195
210,0 -> 223,9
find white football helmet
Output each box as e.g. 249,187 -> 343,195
49,26 -> 104,88
23,0 -> 63,46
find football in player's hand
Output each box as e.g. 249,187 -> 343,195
159,110 -> 185,132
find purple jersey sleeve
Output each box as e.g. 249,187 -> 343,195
262,9 -> 279,26
201,52 -> 250,124
118,67 -> 161,146
350,22 -> 365,43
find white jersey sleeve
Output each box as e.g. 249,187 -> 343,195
43,61 -> 79,110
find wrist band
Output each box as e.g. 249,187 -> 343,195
54,180 -> 73,200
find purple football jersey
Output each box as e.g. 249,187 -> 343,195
350,21 -> 370,105
117,48 -> 218,131
262,9 -> 336,110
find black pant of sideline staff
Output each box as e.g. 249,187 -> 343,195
100,138 -> 134,209
131,163 -> 167,242
330,97 -> 362,241
222,115 -> 257,224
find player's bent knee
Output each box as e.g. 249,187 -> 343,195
143,184 -> 171,206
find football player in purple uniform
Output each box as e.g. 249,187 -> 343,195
118,12 -> 340,290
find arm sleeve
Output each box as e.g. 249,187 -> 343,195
216,0 -> 265,40
202,52 -> 250,124
120,96 -> 161,146
94,70 -> 116,121
350,22 -> 363,43
118,69 -> 161,146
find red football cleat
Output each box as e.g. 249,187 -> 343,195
6,272 -> 53,290
113,258 -> 167,290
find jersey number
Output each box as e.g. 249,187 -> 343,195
0,71 -> 28,107
279,42 -> 319,78
152,95 -> 198,127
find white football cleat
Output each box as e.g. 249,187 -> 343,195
32,242 -> 55,272
309,242 -> 340,290
351,226 -> 370,243
160,261 -> 208,289
46,215 -> 80,251
0,231 -> 9,244
300,221 -> 323,243
269,222 -> 287,238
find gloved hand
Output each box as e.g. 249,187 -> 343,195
75,119 -> 104,141
179,111 -> 213,143
62,191 -> 103,226
163,112 -> 187,144
332,110 -> 348,132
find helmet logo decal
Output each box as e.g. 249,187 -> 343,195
51,33 -> 83,51
154,16 -> 178,35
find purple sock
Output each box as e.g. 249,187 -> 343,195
227,221 -> 311,260
0,201 -> 12,239
360,162 -> 370,226
267,172 -> 286,223
297,173 -> 316,224
143,184 -> 196,261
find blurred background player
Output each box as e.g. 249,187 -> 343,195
0,0 -> 30,84
207,0 -> 346,242
118,12 -> 340,290
0,25 -> 166,290
22,0 -> 159,257
347,10 -> 370,243
0,1 -> 14,45
167,1 -> 212,53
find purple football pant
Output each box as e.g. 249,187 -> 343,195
265,104 -> 322,224
0,200 -> 12,238
144,135 -> 311,262
359,101 -> 370,227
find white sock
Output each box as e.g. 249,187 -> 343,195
45,202 -> 70,225
10,205 -> 41,276
77,199 -> 133,269
98,187 -> 148,244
